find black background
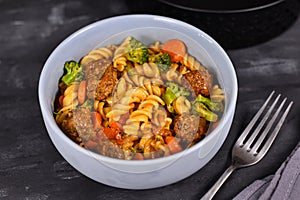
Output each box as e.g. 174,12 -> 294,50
1,0 -> 299,199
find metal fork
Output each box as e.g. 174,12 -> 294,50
200,91 -> 293,200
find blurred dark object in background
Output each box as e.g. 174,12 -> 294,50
125,0 -> 300,49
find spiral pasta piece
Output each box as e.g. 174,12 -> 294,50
149,41 -> 161,53
210,84 -> 225,102
162,68 -> 183,84
134,62 -> 160,78
80,46 -> 115,66
182,53 -> 206,71
151,135 -> 169,154
123,92 -> 166,136
132,76 -> 163,96
173,96 -> 191,115
62,82 -> 79,107
113,56 -> 127,71
105,86 -> 138,122
55,82 -> 79,124
122,134 -> 139,152
113,37 -> 131,59
141,134 -> 170,159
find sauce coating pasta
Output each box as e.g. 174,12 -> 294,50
54,37 -> 224,160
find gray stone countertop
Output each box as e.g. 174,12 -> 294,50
0,0 -> 299,199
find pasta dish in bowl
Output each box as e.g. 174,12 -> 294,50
54,36 -> 225,160
39,14 -> 237,189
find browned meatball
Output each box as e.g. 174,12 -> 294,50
173,113 -> 200,144
95,64 -> 118,101
94,136 -> 125,159
73,107 -> 95,141
84,59 -> 118,100
84,58 -> 112,78
184,69 -> 212,97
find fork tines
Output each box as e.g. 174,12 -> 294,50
236,91 -> 293,157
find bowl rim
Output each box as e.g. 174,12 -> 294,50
38,14 -> 238,166
157,0 -> 286,14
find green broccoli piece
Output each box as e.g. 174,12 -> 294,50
162,87 -> 177,113
149,53 -> 171,72
166,82 -> 190,97
162,82 -> 190,113
61,61 -> 83,85
195,94 -> 224,112
162,87 -> 177,105
192,102 -> 218,122
125,37 -> 149,64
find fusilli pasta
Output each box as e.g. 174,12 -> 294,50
80,46 -> 116,66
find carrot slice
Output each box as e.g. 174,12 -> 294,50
134,153 -> 144,160
165,136 -> 182,154
103,127 -> 117,139
161,39 -> 186,62
78,80 -> 87,104
110,121 -> 122,132
92,112 -> 102,130
58,95 -> 64,107
85,140 -> 98,149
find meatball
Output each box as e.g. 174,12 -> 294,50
173,113 -> 200,144
84,58 -> 111,78
58,110 -> 82,143
73,107 -> 95,141
84,59 -> 118,100
95,64 -> 118,101
94,135 -> 125,159
184,69 -> 212,97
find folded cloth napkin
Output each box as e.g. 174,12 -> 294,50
233,142 -> 300,200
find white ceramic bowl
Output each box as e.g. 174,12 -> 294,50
38,14 -> 238,189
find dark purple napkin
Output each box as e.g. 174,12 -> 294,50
233,142 -> 300,200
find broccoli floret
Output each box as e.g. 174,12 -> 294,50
125,37 -> 149,64
166,82 -> 190,97
61,61 -> 83,85
195,94 -> 224,112
149,53 -> 171,72
192,102 -> 218,122
162,82 -> 191,113
162,87 -> 177,105
162,87 -> 177,113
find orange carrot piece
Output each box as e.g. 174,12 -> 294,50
161,39 -> 186,62
78,80 -> 87,104
58,95 -> 64,107
110,121 -> 122,132
134,153 -> 144,160
85,140 -> 98,149
92,112 -> 102,130
165,136 -> 182,154
103,127 -> 117,139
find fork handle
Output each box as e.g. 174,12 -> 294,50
200,164 -> 237,200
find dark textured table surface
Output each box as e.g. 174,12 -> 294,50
1,0 -> 299,199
